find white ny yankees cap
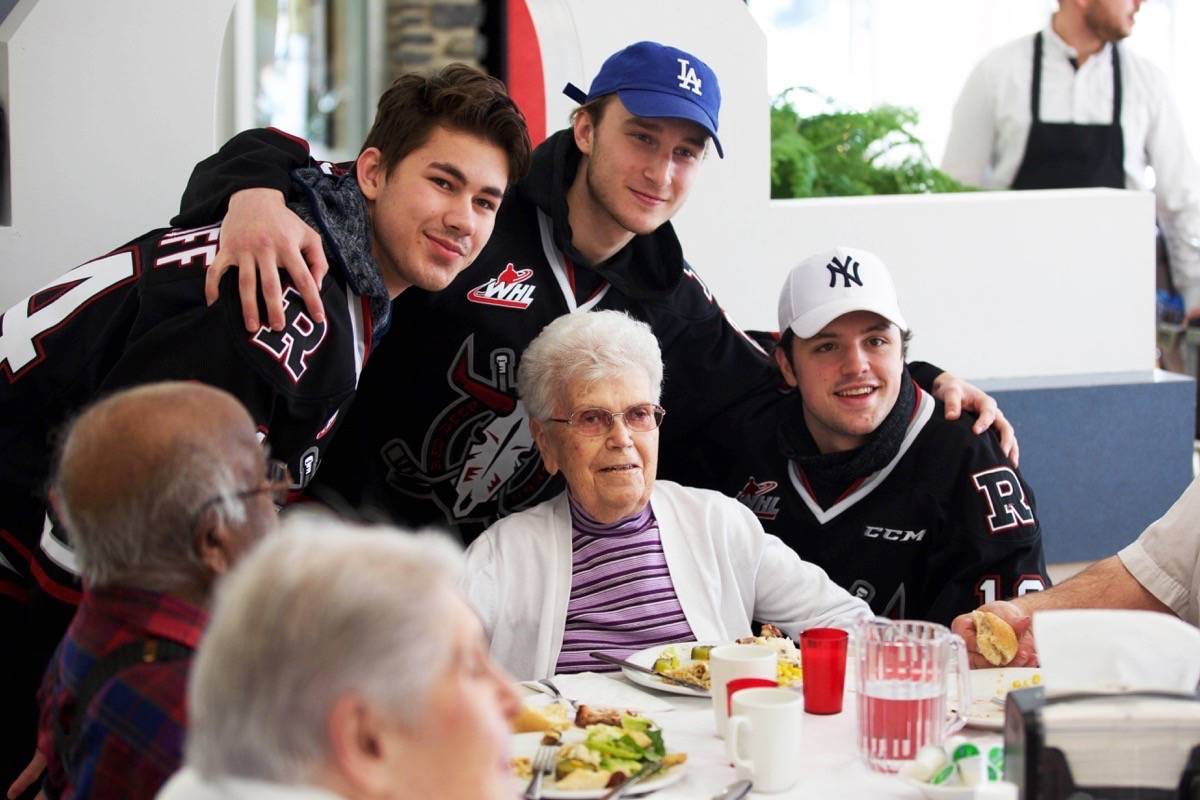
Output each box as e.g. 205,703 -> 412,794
777,245 -> 908,338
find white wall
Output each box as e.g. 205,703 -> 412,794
527,0 -> 1154,380
0,0 -> 235,310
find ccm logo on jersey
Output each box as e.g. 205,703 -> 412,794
735,477 -> 780,520
863,525 -> 925,543
251,287 -> 328,382
972,466 -> 1036,533
467,263 -> 537,309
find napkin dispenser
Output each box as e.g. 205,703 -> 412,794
1004,687 -> 1200,799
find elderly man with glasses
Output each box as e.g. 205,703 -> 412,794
17,382 -> 280,800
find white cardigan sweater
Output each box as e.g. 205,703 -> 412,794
463,481 -> 873,680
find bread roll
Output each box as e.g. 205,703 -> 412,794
973,610 -> 1018,666
512,702 -> 572,733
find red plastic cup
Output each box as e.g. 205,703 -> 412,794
726,676 -> 778,716
800,627 -> 849,714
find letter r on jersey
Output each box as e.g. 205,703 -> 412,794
972,466 -> 1036,533
251,287 -> 328,382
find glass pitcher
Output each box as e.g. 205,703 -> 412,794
855,618 -> 970,773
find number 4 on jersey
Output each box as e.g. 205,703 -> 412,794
1,250 -> 139,382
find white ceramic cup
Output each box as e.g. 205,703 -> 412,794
725,687 -> 805,793
710,644 -> 776,738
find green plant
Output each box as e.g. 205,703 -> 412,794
770,88 -> 971,198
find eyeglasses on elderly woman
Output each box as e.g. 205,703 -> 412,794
547,403 -> 666,436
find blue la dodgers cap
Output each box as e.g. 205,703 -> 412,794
563,40 -> 724,158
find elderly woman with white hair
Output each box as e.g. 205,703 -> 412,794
156,515 -> 518,800
464,310 -> 872,680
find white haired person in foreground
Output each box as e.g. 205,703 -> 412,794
157,516 -> 519,800
464,310 -> 873,680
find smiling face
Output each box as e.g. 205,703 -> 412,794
569,98 -> 706,248
358,125 -> 509,298
532,369 -> 659,524
776,310 -> 904,454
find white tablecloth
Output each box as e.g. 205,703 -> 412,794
539,673 -> 1001,799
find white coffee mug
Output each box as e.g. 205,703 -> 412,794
710,644 -> 776,738
725,687 -> 805,793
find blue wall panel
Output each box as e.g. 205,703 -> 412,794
980,371 -> 1194,564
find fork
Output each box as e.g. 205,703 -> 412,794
538,677 -> 577,712
524,743 -> 558,800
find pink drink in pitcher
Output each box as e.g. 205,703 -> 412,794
858,680 -> 947,767
855,619 -> 969,773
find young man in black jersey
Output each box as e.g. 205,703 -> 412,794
696,246 -> 1049,624
0,65 -> 530,795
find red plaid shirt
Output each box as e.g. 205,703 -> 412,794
37,585 -> 207,800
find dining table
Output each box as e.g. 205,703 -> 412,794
525,671 -> 1003,800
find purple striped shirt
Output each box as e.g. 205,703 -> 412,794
555,495 -> 695,674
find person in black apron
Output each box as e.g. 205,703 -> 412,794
1011,31 -> 1124,190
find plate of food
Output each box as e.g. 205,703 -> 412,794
622,626 -> 804,697
964,667 -> 1042,729
510,702 -> 687,798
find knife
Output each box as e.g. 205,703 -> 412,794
589,651 -> 708,691
598,760 -> 666,800
711,779 -> 753,800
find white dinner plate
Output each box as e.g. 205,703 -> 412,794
510,730 -> 687,798
964,667 -> 1042,730
622,641 -> 716,697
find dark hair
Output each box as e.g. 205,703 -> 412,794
777,325 -> 912,360
360,64 -> 532,187
569,94 -> 614,127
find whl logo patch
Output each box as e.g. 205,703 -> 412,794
467,263 -> 537,310
736,476 -> 780,521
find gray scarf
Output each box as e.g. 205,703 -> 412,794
289,167 -> 391,342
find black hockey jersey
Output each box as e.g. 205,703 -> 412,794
688,384 -> 1049,625
0,218 -> 375,677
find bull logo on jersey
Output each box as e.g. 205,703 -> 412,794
251,287 -> 328,382
972,466 -> 1036,533
380,336 -> 553,530
735,477 -> 781,521
466,263 -> 537,310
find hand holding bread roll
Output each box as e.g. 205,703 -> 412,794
951,600 -> 1039,668
972,610 -> 1018,666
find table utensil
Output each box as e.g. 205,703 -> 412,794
710,779 -> 753,800
598,760 -> 665,799
855,619 -> 970,773
800,627 -> 849,714
524,743 -> 559,800
590,651 -> 708,690
539,677 -> 578,712
710,644 -> 776,738
726,687 -> 804,792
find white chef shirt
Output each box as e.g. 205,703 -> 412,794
941,20 -> 1200,310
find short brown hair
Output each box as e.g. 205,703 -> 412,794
569,94 -> 614,128
361,64 -> 532,187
